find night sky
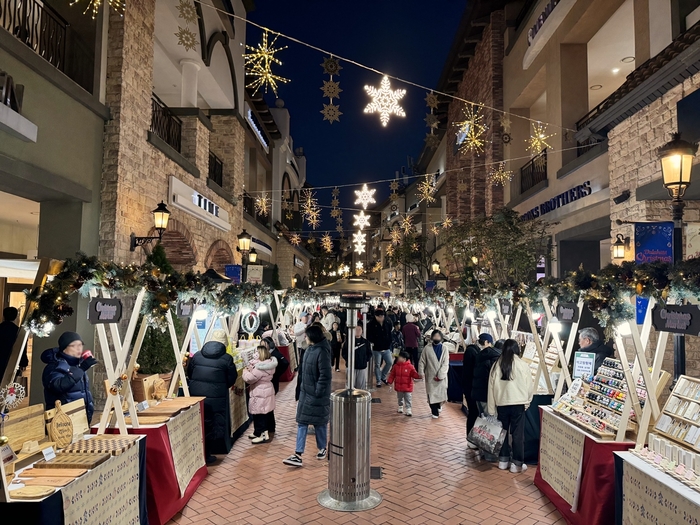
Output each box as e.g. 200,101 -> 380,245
246,0 -> 465,232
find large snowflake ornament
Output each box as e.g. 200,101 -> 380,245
321,56 -> 342,76
354,183 -> 376,209
400,215 -> 413,235
321,103 -> 342,124
289,234 -> 301,246
526,122 -> 555,156
176,0 -> 198,23
442,216 -> 453,229
353,232 -> 367,254
244,30 -> 290,96
417,174 -> 436,204
321,234 -> 334,253
390,227 -> 402,245
175,26 -> 198,52
425,92 -> 439,109
487,162 -> 514,186
364,75 -> 406,127
456,103 -> 487,154
353,210 -> 371,230
254,192 -> 270,216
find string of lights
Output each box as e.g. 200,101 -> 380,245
192,0 -> 578,133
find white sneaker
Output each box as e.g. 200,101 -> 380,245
510,463 -> 527,473
405,410 -> 412,416
438,406 -> 443,413
431,414 -> 439,419
467,442 -> 478,450
398,406 -> 404,413
498,461 -> 510,470
251,431 -> 269,444
248,433 -> 256,440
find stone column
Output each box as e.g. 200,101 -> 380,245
180,116 -> 210,175
180,59 -> 200,108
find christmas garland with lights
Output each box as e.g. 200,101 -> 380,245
282,288 -> 322,307
24,253 -> 273,335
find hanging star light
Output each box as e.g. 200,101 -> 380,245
364,75 -> 406,127
389,180 -> 399,192
175,26 -> 198,52
386,244 -> 395,257
417,174 -> 436,204
424,133 -> 441,149
424,113 -> 439,129
487,162 -> 514,186
321,56 -> 342,76
442,216 -> 453,229
456,103 -> 487,154
286,210 -> 294,220
321,233 -> 334,253
353,210 -> 371,230
331,198 -> 340,208
289,234 -> 301,246
499,113 -> 511,133
400,215 -> 413,235
330,208 -> 341,218
254,192 -> 270,216
354,183 -> 376,209
332,187 -> 340,197
526,121 -> 555,156
74,0 -> 124,18
431,225 -> 441,236
336,224 -> 344,234
353,231 -> 367,254
457,180 -> 468,192
390,227 -> 402,245
307,208 -> 321,229
244,30 -> 290,96
321,80 -> 342,99
425,91 -> 439,109
372,262 -> 382,273
321,103 -> 342,124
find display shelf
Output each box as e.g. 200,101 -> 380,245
552,403 -> 618,439
654,375 -> 700,454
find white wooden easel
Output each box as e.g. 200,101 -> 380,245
541,297 -> 574,400
524,298 -> 554,395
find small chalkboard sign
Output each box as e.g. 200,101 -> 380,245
88,297 -> 122,325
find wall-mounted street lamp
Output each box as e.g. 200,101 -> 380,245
613,234 -> 627,259
237,229 -> 254,282
431,260 -> 440,275
130,201 -> 171,251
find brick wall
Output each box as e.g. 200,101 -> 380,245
609,70 -> 700,381
445,10 -> 505,223
277,238 -> 309,288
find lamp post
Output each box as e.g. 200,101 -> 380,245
130,201 -> 171,251
237,229 -> 252,283
658,132 -> 698,383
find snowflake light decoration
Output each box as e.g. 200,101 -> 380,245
353,210 -> 371,230
372,262 -> 382,273
289,234 -> 301,246
175,26 -> 198,52
321,80 -> 342,99
321,103 -> 342,124
424,113 -> 439,129
425,91 -> 439,109
254,192 -> 270,216
75,0 -> 124,19
456,103 -> 487,154
417,174 -> 436,204
487,162 -> 514,186
526,122 -> 555,156
330,208 -> 341,218
353,232 -> 367,254
386,244 -> 395,257
244,30 -> 289,96
332,187 -> 340,197
364,75 -> 406,127
400,215 -> 413,235
390,227 -> 402,245
321,57 -> 342,76
354,184 -> 376,209
442,216 -> 453,229
431,225 -> 441,236
389,180 -> 399,192
336,224 -> 344,234
411,242 -> 420,252
356,261 -> 364,270
176,0 -> 198,23
307,209 -> 321,229
321,234 -> 334,253
499,113 -> 511,133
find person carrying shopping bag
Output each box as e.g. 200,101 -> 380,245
487,339 -> 534,473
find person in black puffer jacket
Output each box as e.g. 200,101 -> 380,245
462,342 -> 480,438
471,334 -> 501,412
187,340 -> 237,463
283,325 -> 332,468
41,332 -> 97,423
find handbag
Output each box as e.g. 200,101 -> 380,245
467,415 -> 507,455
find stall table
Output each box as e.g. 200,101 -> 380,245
1,436 -> 148,524
614,451 -> 700,525
447,357 -> 463,403
95,401 -> 207,525
534,406 -> 635,525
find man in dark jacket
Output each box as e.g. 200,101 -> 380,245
402,314 -> 422,368
462,342 -> 480,441
342,325 -> 373,389
366,309 -> 393,387
470,333 -> 499,412
283,324 -> 332,467
578,327 -> 614,374
0,307 -> 26,381
41,332 -> 97,423
187,340 -> 238,463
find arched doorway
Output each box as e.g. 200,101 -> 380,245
147,219 -> 198,271
204,240 -> 235,273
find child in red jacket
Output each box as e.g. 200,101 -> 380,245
387,351 -> 422,416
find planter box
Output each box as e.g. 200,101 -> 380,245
131,374 -> 160,402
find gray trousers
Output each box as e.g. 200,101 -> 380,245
347,368 -> 368,390
397,391 -> 412,410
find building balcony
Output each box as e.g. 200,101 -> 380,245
150,93 -> 182,153
520,149 -> 547,194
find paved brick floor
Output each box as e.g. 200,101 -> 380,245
168,367 -> 564,525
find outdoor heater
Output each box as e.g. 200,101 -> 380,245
314,277 -> 390,512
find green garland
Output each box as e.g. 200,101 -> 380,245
24,253 -> 274,335
282,288 -> 322,307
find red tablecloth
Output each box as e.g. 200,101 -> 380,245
277,345 -> 295,382
94,401 -> 208,525
449,352 -> 464,363
534,411 -> 635,525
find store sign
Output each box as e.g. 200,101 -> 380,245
635,222 -> 673,323
573,351 -> 595,379
294,255 -> 304,269
0,69 -> 23,114
169,176 -> 231,231
556,303 -> 579,323
224,264 -> 242,284
247,264 -> 263,284
651,304 -> 700,335
499,299 -> 512,317
527,0 -> 561,46
88,298 -> 123,324
520,181 -> 593,221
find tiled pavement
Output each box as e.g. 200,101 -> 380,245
168,367 -> 565,525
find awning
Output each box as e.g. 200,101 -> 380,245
0,259 -> 40,279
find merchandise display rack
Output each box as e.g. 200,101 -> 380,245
655,375 -> 700,453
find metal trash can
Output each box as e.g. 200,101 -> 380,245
317,388 -> 382,511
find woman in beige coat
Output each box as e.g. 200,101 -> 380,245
418,330 -> 450,418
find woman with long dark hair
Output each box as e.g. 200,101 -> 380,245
487,338 -> 533,473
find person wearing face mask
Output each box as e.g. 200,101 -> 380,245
418,329 -> 450,418
41,332 -> 97,423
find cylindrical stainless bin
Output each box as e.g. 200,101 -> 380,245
317,388 -> 381,511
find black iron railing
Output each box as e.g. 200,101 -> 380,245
576,137 -> 601,157
520,149 -> 547,194
242,191 -> 254,216
208,151 -> 223,187
150,94 -> 182,152
1,0 -> 94,93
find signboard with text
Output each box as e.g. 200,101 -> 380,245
246,264 -> 263,284
651,303 -> 700,335
87,297 -> 123,325
635,222 -> 673,323
498,299 -> 512,317
573,352 -> 595,379
556,303 -> 579,324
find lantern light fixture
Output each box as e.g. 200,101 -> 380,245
130,201 -> 171,251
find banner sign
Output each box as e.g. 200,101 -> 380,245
246,264 -> 263,284
224,264 -> 241,284
635,222 -> 674,323
88,297 -> 123,325
556,303 -> 579,324
499,299 -> 512,317
651,304 -> 700,335
166,403 -> 205,497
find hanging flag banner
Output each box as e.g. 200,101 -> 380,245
634,222 -> 673,323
